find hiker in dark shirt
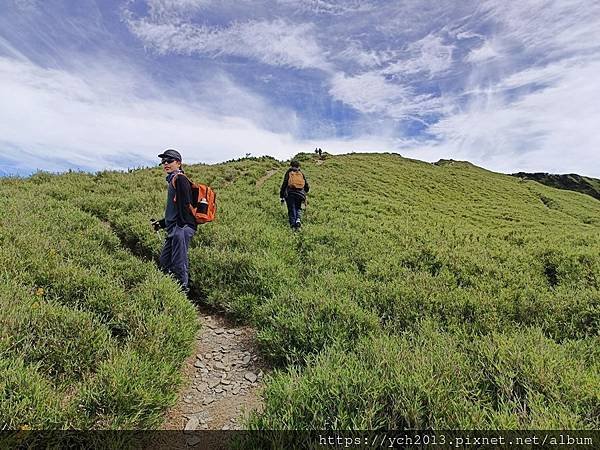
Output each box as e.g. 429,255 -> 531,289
151,149 -> 196,294
279,160 -> 310,230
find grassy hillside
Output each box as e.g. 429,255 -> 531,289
0,176 -> 198,429
1,152 -> 598,431
512,172 -> 600,201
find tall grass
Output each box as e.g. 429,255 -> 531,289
2,152 -> 598,429
0,184 -> 198,429
250,322 -> 598,430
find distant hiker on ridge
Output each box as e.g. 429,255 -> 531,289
151,149 -> 196,295
280,160 -> 309,231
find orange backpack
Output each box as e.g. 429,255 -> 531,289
288,170 -> 305,189
172,174 -> 217,224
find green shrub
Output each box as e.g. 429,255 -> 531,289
0,295 -> 112,383
256,287 -> 380,364
249,324 -> 599,430
0,357 -> 68,429
0,181 -> 198,429
77,350 -> 184,429
3,152 -> 599,429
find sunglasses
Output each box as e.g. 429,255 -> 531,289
161,158 -> 177,164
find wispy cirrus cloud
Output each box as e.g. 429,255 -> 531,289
329,72 -> 444,121
125,12 -> 330,70
383,34 -> 454,78
335,43 -> 396,69
329,72 -> 410,115
0,55 -> 307,172
464,39 -> 500,63
275,0 -> 376,16
0,53 -> 393,175
479,0 -> 600,56
2,0 -> 600,177
420,58 -> 600,174
143,0 -> 211,18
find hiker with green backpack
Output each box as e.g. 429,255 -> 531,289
279,160 -> 310,230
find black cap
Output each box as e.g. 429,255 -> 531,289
158,149 -> 182,161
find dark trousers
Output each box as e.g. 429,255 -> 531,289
159,224 -> 196,289
285,195 -> 303,228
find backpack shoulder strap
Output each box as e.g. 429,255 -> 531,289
170,172 -> 190,188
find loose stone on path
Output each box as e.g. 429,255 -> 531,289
185,416 -> 199,431
163,310 -> 266,431
244,372 -> 258,383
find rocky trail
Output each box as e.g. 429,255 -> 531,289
158,166 -> 286,439
162,307 -> 267,433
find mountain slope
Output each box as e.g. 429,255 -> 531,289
1,153 -> 598,431
512,171 -> 600,201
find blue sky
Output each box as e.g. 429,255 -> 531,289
1,0 -> 599,176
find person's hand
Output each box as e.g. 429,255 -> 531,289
151,219 -> 162,231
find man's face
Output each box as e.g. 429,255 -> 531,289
161,158 -> 181,174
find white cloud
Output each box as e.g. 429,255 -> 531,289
455,31 -> 483,40
414,58 -> 600,176
126,14 -> 330,70
328,71 -> 444,120
145,0 -> 211,18
496,60 -> 572,91
3,0 -> 600,177
465,40 -> 500,63
329,72 -> 409,115
411,0 -> 600,176
0,56 -> 311,171
480,0 -> 600,57
0,56 -> 400,173
0,35 -> 30,62
335,43 -> 398,68
384,34 -> 454,77
275,0 -> 375,15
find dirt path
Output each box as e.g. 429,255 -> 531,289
255,169 -> 278,188
162,307 -> 266,432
